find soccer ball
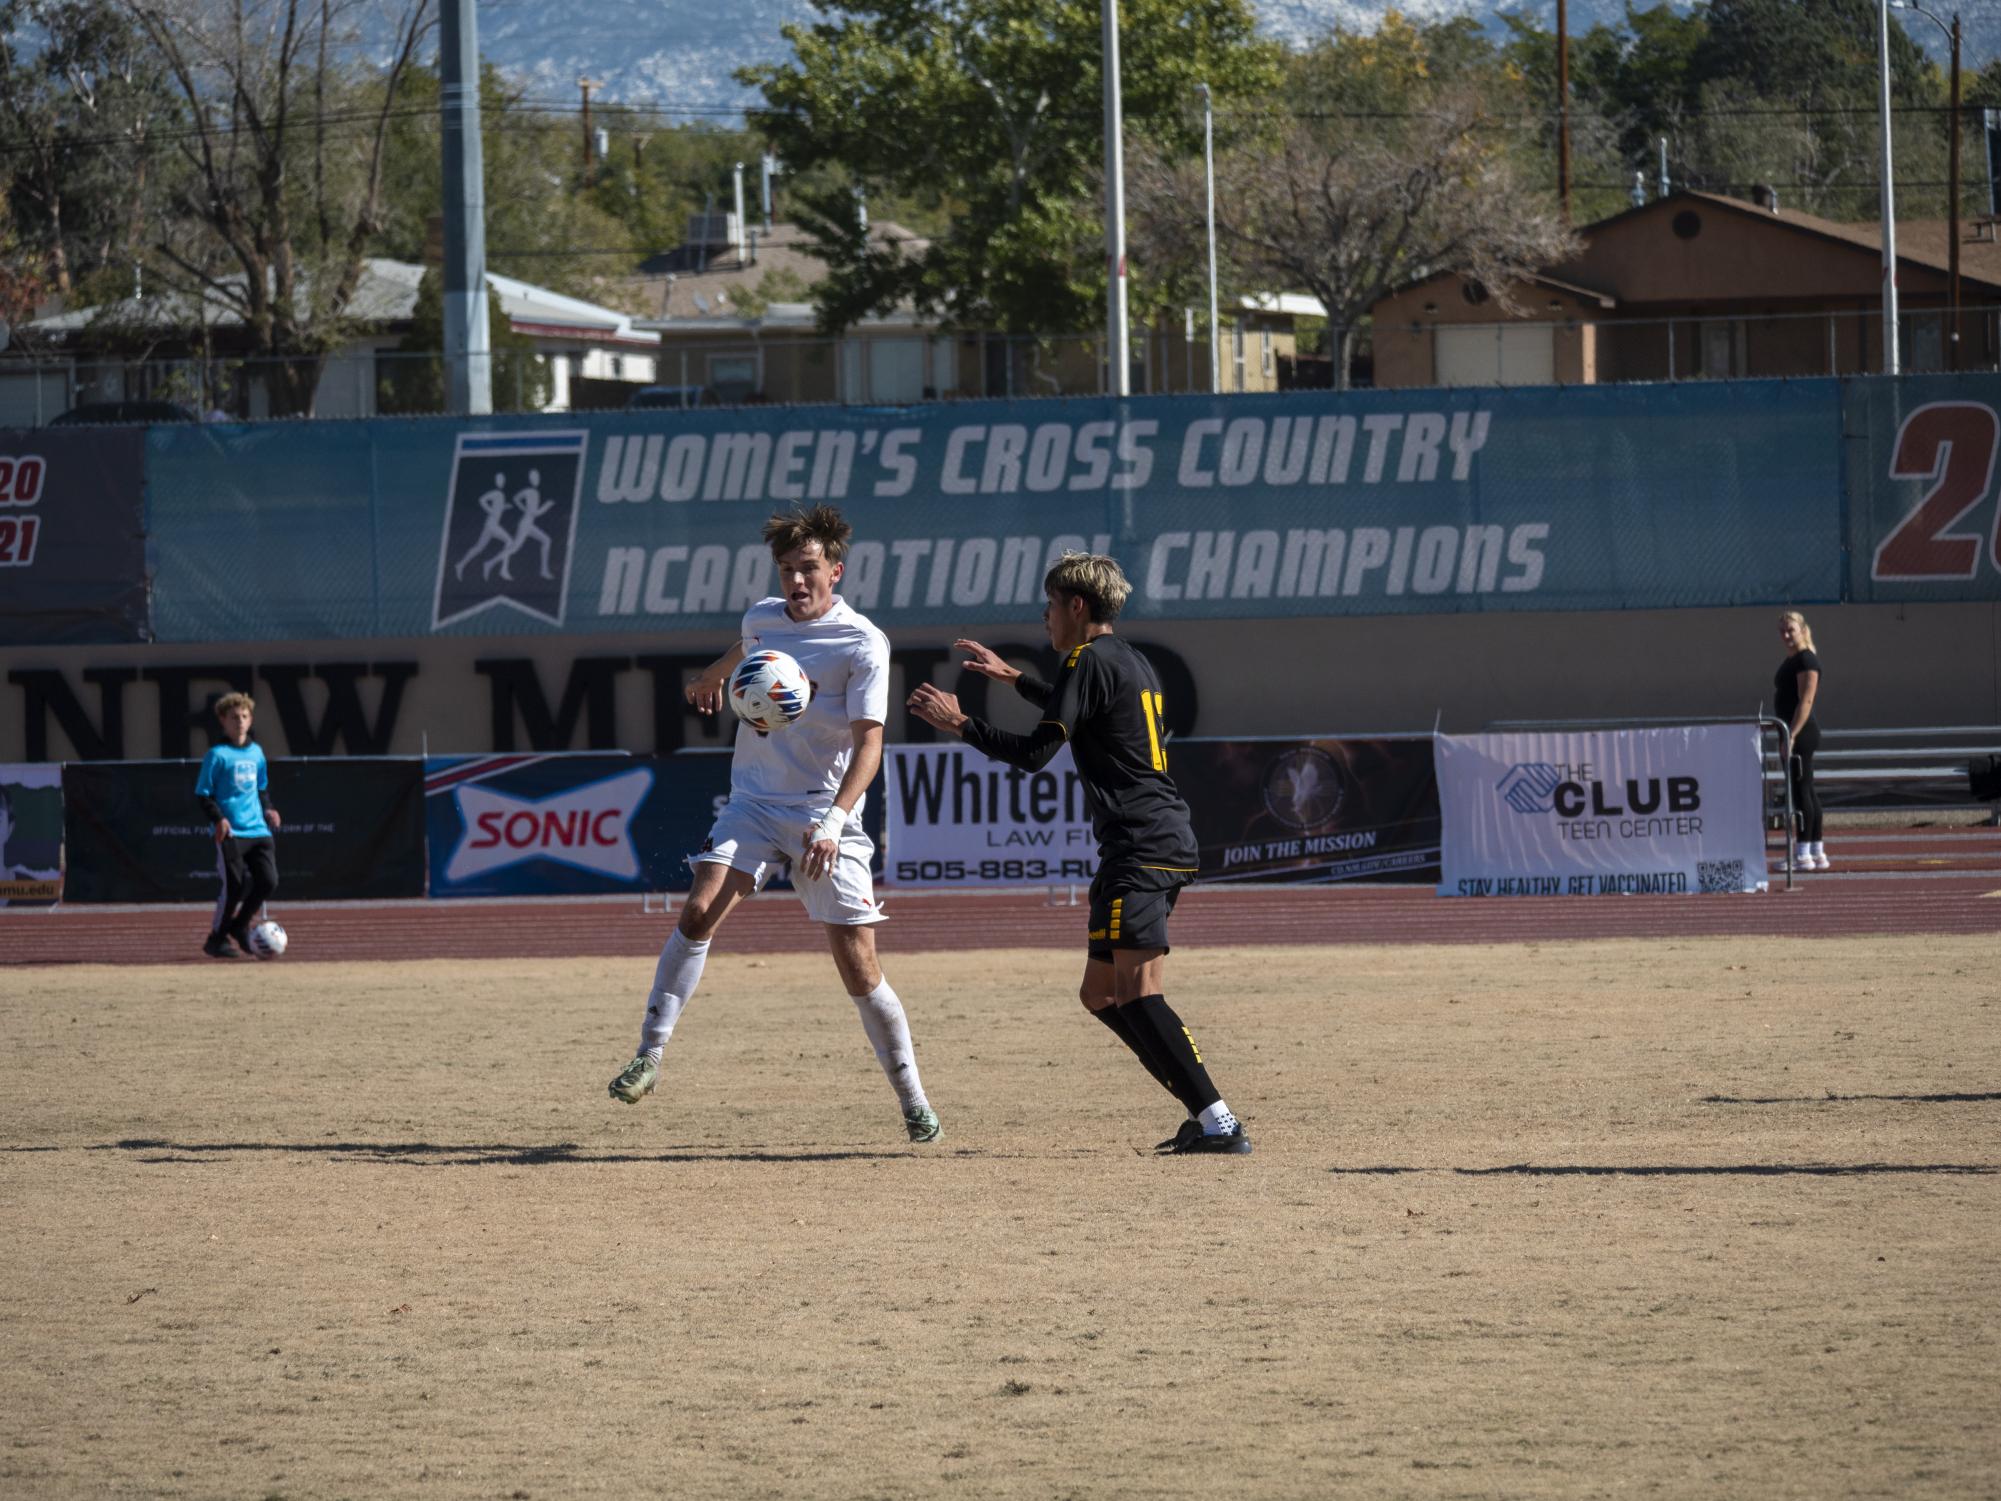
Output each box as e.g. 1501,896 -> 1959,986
729,649 -> 812,731
248,919 -> 288,959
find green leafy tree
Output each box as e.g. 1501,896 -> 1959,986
1128,15 -> 1577,387
118,0 -> 435,415
0,0 -> 179,299
379,268 -> 548,414
740,0 -> 1281,335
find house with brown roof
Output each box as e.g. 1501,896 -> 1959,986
1370,189 -> 2001,387
619,215 -> 1308,403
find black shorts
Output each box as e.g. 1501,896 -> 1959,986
1086,866 -> 1189,962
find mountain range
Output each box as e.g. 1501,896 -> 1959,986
472,0 -> 1999,111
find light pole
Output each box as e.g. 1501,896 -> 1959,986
1102,0 -> 1130,396
1892,0 -> 1960,368
1199,82 -> 1219,394
1877,0 -> 1901,374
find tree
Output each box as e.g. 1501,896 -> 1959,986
1,0 -> 178,299
380,268 -> 547,414
1128,81 -> 1576,388
118,0 -> 435,414
740,0 -> 1281,335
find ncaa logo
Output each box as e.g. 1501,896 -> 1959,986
432,431 -> 588,629
1497,762 -> 1562,814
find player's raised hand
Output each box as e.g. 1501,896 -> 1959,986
906,682 -> 968,735
686,666 -> 728,715
953,639 -> 1020,684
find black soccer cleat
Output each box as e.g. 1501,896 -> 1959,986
228,920 -> 257,957
202,932 -> 241,960
1154,1119 -> 1203,1153
1166,1124 -> 1253,1156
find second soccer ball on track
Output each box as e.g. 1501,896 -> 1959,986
248,919 -> 289,959
729,650 -> 812,732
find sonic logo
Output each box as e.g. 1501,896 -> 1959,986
445,767 -> 654,882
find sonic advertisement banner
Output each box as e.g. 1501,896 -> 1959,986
1172,737 -> 1440,884
1434,727 -> 1768,897
143,381 -> 1847,644
59,758 -> 425,903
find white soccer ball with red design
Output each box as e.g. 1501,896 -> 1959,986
729,649 -> 812,731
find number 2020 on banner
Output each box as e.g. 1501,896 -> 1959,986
1874,402 -> 2001,581
0,455 -> 44,569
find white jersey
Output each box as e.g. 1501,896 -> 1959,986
730,595 -> 890,805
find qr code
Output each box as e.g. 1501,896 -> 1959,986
1697,859 -> 1746,893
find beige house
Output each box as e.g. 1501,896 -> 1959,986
622,215 -> 1307,402
1370,189 -> 2001,387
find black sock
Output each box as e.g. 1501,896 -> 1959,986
1126,995 -> 1222,1115
1092,1003 -> 1188,1107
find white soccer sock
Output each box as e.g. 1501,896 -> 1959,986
852,978 -> 929,1111
639,930 -> 711,1057
1198,1100 -> 1239,1136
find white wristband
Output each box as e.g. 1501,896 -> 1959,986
810,806 -> 848,845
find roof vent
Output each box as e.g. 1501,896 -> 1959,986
1751,184 -> 1780,214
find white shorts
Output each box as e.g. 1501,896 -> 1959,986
692,795 -> 885,927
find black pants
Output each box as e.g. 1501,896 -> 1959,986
1789,721 -> 1824,843
213,835 -> 279,935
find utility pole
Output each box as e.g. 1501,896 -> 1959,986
1950,12 -> 1962,368
1101,0 -> 1130,396
580,77 -> 601,186
1557,0 -> 1572,220
1199,82 -> 1219,394
440,0 -> 490,414
1876,0 -> 1901,374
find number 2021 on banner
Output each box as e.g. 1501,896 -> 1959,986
0,455 -> 45,569
1874,402 -> 2001,581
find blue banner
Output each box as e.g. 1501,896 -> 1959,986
147,382 -> 1847,641
423,750 -> 887,897
1844,374 -> 2001,604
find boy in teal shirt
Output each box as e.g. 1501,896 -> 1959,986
195,692 -> 281,958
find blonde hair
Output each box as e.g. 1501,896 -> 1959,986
214,691 -> 256,718
762,505 -> 852,564
1781,611 -> 1816,652
1044,552 -> 1133,623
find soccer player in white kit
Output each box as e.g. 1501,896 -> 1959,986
607,505 -> 941,1142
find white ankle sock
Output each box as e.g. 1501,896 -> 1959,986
1198,1100 -> 1238,1136
640,930 -> 710,1056
852,979 -> 929,1111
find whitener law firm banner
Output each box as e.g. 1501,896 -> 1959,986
885,744 -> 1099,887
1436,727 -> 1768,896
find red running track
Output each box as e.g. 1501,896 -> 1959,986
4,875 -> 1999,966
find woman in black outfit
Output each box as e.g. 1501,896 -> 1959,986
1776,611 -> 1826,868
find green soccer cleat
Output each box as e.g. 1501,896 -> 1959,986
607,1055 -> 658,1105
903,1105 -> 942,1143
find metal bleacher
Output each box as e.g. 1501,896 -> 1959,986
1769,725 -> 2001,820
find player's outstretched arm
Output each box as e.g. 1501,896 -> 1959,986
953,639 -> 1019,683
801,721 -> 882,880
687,642 -> 748,715
907,683 -> 968,736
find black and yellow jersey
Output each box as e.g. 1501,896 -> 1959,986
960,634 -> 1198,877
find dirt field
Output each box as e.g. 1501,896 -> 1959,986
2,935 -> 1996,1500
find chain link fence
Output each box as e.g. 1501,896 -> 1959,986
4,305 -> 1997,424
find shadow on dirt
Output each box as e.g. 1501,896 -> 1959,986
1329,1162 -> 1997,1176
89,1138 -> 926,1166
1700,1091 -> 2001,1105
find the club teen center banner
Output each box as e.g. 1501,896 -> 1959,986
1435,727 -> 1767,897
884,743 -> 1098,887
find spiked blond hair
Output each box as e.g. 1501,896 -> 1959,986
1044,552 -> 1132,623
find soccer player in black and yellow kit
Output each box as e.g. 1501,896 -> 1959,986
907,552 -> 1250,1155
